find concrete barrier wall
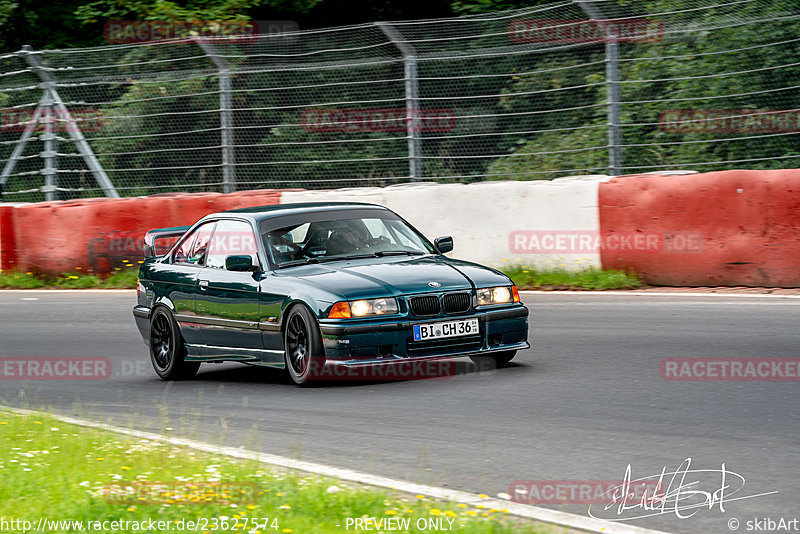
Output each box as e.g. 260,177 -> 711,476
7,190 -> 285,275
282,176 -> 610,271
0,203 -> 24,272
598,169 -> 800,287
2,170 -> 800,287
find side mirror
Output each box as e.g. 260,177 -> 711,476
225,255 -> 258,272
434,236 -> 454,254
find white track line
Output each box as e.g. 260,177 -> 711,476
0,406 -> 672,534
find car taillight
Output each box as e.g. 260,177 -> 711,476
137,278 -> 140,299
512,285 -> 520,303
328,301 -> 352,318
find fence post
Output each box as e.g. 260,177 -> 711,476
40,92 -> 58,201
376,22 -> 422,181
576,1 -> 623,176
196,39 -> 236,194
20,46 -> 120,198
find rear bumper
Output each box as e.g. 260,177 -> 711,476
133,305 -> 150,345
318,305 -> 529,364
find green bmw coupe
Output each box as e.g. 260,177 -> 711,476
133,203 -> 529,385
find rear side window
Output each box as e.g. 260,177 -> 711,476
173,222 -> 216,265
206,220 -> 260,269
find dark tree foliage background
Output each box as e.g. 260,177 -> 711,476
0,0 -> 521,53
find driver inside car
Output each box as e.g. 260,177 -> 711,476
325,222 -> 369,256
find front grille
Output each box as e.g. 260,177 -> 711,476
407,335 -> 483,357
442,292 -> 471,314
409,295 -> 440,316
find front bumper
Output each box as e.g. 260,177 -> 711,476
318,305 -> 529,366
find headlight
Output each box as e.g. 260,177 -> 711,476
477,286 -> 514,306
329,298 -> 399,318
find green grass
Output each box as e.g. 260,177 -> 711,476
0,411 -> 556,534
504,266 -> 643,291
0,269 -> 139,289
0,265 -> 641,292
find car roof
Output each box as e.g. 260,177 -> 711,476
216,202 -> 390,222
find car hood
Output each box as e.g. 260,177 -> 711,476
278,255 -> 511,300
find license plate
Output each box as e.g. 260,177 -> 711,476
413,318 -> 479,341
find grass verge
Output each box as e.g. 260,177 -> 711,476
503,267 -> 643,291
0,269 -> 138,289
1,266 -> 642,291
0,411 -> 554,533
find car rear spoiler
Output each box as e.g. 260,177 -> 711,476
143,226 -> 191,259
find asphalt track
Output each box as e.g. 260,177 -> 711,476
0,291 -> 798,534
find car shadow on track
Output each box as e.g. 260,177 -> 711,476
190,360 -> 529,388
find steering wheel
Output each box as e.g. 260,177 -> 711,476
281,238 -> 315,260
366,235 -> 391,248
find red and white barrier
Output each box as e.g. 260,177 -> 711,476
2,170 -> 800,287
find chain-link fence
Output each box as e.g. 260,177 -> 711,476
1,0 -> 799,201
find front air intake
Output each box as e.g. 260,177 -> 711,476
442,292 -> 471,314
409,295 -> 440,316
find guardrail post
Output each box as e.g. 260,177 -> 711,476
376,22 -> 422,181
21,45 -> 120,198
40,92 -> 58,201
196,39 -> 237,193
577,2 -> 623,176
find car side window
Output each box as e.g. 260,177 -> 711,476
206,220 -> 259,269
173,222 -> 216,265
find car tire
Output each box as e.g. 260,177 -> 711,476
283,305 -> 325,386
469,350 -> 517,369
149,307 -> 200,380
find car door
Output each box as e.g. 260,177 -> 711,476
195,219 -> 264,353
161,221 -> 216,346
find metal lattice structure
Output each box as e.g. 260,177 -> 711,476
1,0 -> 799,201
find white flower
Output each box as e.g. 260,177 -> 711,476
326,486 -> 342,494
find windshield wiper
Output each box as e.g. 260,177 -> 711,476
276,257 -> 320,269
317,253 -> 378,262
374,250 -> 425,256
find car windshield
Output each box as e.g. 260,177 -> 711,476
263,214 -> 435,268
